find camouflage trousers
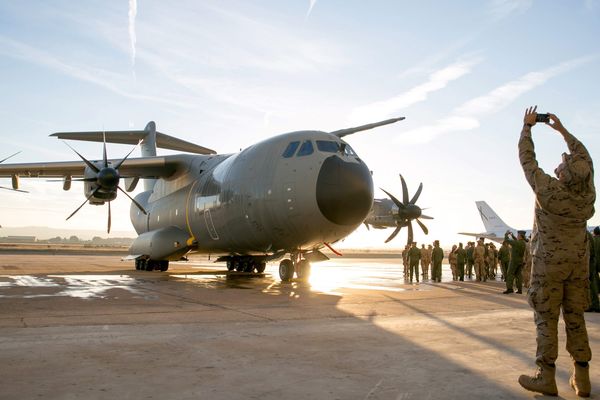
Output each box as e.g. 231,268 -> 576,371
431,261 -> 442,282
409,261 -> 419,282
474,259 -> 485,281
506,262 -> 523,292
528,262 -> 591,366
421,261 -> 429,279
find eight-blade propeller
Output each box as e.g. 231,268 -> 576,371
381,174 -> 433,244
62,133 -> 147,233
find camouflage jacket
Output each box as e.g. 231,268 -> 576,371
519,128 -> 595,269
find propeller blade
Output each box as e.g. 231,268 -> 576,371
62,141 -> 100,173
113,140 -> 142,170
399,174 -> 409,205
364,222 -> 370,231
384,225 -> 402,243
0,186 -> 28,193
407,221 -> 414,244
380,188 -> 405,209
409,182 -> 423,205
102,131 -> 108,168
107,201 -> 111,234
416,218 -> 429,235
0,151 -> 21,164
66,188 -> 99,221
117,186 -> 148,215
420,214 -> 434,220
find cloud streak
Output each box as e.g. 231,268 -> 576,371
128,0 -> 137,78
349,58 -> 482,124
397,55 -> 597,144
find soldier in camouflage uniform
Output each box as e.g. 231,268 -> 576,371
503,230 -> 526,294
473,238 -> 486,281
408,242 -> 421,283
517,107 -> 595,398
431,240 -> 444,283
522,236 -> 532,289
498,240 -> 510,281
420,244 -> 431,279
466,242 -> 475,279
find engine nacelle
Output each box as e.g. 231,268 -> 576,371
129,226 -> 191,261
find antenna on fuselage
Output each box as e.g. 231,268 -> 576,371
330,117 -> 405,138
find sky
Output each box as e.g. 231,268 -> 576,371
0,0 -> 599,249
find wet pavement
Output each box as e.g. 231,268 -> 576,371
0,252 -> 598,399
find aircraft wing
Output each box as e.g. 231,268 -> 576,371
458,232 -> 504,243
0,155 -> 187,179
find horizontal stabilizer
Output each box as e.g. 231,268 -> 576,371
51,130 -> 216,155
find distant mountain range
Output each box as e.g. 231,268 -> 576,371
0,226 -> 136,240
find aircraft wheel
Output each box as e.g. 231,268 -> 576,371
296,260 -> 311,280
235,260 -> 245,272
135,259 -> 142,270
145,260 -> 156,271
226,260 -> 235,271
159,260 -> 169,272
279,259 -> 294,282
255,262 -> 266,274
243,261 -> 254,273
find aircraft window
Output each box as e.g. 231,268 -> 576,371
316,140 -> 339,153
282,141 -> 300,158
344,144 -> 357,156
297,140 -> 314,157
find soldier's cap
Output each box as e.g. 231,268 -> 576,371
594,226 -> 600,235
517,230 -> 526,236
478,237 -> 484,242
563,153 -> 592,183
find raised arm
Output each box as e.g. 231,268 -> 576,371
546,113 -> 592,163
518,106 -> 554,192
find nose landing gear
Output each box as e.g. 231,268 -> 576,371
278,257 -> 311,282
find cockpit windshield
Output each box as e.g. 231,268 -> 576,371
316,140 -> 339,153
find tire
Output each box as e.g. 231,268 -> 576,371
296,260 -> 311,280
279,259 -> 294,282
145,260 -> 156,271
255,262 -> 267,274
226,260 -> 235,271
243,261 -> 254,273
159,260 -> 169,272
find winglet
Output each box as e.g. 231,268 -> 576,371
330,117 -> 405,138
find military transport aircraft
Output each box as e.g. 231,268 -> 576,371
0,117 -> 404,281
363,174 -> 432,244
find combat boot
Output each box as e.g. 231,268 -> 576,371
518,363 -> 558,396
569,361 -> 591,397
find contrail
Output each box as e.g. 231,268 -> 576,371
128,0 -> 137,77
307,0 -> 317,17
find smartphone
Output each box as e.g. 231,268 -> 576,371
536,113 -> 550,123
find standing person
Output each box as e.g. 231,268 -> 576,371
586,228 -> 600,312
427,244 -> 433,278
498,240 -> 511,281
473,238 -> 485,281
408,242 -> 421,283
516,107 -> 595,397
420,244 -> 430,280
456,242 -> 466,281
402,244 -> 410,280
503,230 -> 526,294
466,242 -> 475,279
449,245 -> 458,281
431,240 -> 444,283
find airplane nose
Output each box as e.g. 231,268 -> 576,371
316,156 -> 374,226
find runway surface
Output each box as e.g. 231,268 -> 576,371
0,252 -> 598,399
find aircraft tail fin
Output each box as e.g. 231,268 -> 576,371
51,121 -> 216,191
475,201 -> 513,235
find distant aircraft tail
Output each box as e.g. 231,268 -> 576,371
475,201 -> 513,234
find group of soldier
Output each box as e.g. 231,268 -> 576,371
401,227 -> 600,313
401,236 -> 529,286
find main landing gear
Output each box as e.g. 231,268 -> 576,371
225,257 -> 267,274
278,257 -> 311,282
135,258 -> 169,272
